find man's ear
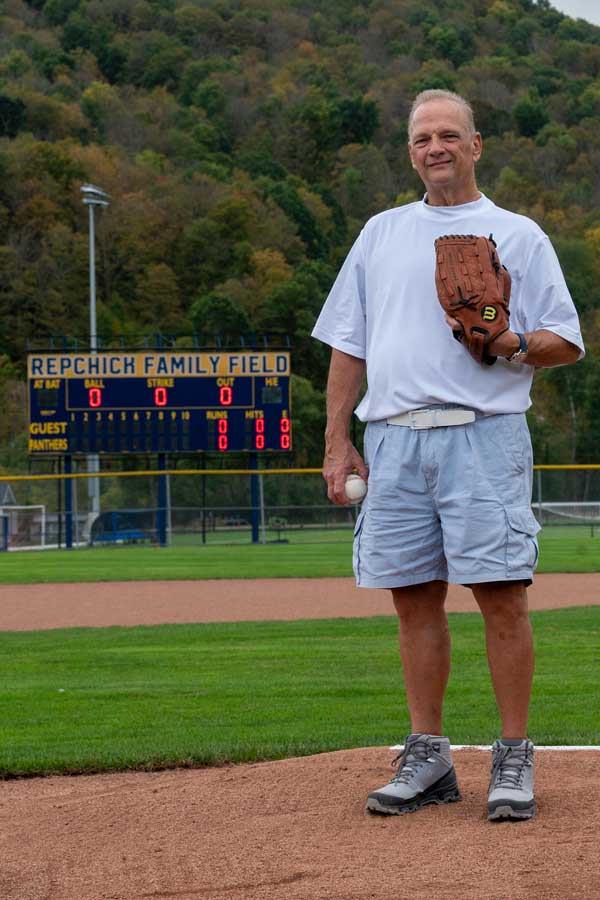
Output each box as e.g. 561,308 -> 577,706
408,142 -> 416,169
473,131 -> 483,162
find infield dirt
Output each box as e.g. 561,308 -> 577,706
0,572 -> 598,631
1,574 -> 599,900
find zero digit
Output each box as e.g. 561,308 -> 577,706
154,387 -> 168,406
89,387 -> 102,408
219,385 -> 233,406
255,416 -> 265,450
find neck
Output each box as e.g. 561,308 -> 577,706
425,183 -> 481,207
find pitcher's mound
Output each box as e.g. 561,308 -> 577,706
1,747 -> 599,900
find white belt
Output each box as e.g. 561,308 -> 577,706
386,409 -> 476,430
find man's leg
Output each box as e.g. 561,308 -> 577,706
472,580 -> 536,820
366,579 -> 460,815
471,580 -> 533,738
391,579 -> 450,735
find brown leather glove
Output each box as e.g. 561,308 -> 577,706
434,233 -> 511,366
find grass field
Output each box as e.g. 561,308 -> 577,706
0,607 -> 597,778
0,525 -> 598,583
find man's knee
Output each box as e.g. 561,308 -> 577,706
472,580 -> 529,623
391,579 -> 448,622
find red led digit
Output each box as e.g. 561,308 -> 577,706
280,416 -> 291,448
255,416 -> 265,449
89,388 -> 102,408
217,418 -> 228,449
219,386 -> 232,406
154,387 -> 167,406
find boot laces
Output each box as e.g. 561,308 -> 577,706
390,738 -> 437,785
491,742 -> 533,790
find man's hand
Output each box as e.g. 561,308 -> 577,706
444,314 -> 519,359
323,438 -> 369,506
487,329 -> 521,359
322,349 -> 368,505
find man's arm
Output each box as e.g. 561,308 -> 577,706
444,314 -> 581,367
323,349 -> 368,506
487,328 -> 581,367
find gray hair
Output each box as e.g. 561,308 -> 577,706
408,90 -> 476,139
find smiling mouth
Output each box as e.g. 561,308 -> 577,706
428,160 -> 452,168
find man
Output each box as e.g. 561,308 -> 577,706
311,89 -> 584,821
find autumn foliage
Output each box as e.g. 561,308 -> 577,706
0,0 -> 599,465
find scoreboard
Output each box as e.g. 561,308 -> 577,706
27,351 -> 292,455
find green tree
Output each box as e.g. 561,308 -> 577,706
0,95 -> 26,138
428,24 -> 474,67
513,92 -> 549,137
134,263 -> 185,332
43,0 -> 82,27
257,261 -> 335,384
189,293 -> 251,337
261,178 -> 328,258
126,32 -> 188,90
287,374 -> 326,467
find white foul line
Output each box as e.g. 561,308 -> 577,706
390,744 -> 600,751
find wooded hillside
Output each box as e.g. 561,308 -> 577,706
1,0 -> 599,466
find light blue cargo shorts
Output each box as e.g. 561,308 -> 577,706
353,408 -> 541,588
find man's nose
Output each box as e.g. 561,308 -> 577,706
429,134 -> 445,154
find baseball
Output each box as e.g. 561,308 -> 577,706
345,474 -> 367,503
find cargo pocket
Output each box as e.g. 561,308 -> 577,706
505,507 -> 541,573
352,509 -> 366,583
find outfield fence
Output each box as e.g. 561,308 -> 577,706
1,464 -> 600,550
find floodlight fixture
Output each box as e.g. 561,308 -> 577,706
80,183 -> 111,207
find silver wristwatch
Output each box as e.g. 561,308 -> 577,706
506,332 -> 528,363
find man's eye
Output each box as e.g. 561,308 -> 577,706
414,138 -> 428,146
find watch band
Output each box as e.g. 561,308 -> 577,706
507,332 -> 528,363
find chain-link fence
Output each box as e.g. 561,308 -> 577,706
1,465 -> 600,550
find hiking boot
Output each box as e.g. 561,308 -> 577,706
487,738 -> 536,821
366,733 -> 461,815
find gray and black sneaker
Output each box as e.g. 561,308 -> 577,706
487,738 -> 536,821
366,733 -> 461,816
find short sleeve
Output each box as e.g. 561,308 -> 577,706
311,230 -> 367,359
520,236 -> 585,357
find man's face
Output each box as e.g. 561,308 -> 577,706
408,99 -> 482,194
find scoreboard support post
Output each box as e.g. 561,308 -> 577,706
157,453 -> 168,548
201,456 -> 207,546
250,452 -> 260,545
0,515 -> 8,551
64,455 -> 73,549
56,457 -> 62,549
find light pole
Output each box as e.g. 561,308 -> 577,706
81,184 -> 110,532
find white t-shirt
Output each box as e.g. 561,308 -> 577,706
312,193 -> 585,420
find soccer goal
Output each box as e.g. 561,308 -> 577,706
535,501 -> 600,535
0,505 -> 47,550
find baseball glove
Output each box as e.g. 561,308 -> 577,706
434,234 -> 511,366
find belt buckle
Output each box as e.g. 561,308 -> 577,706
409,410 -> 436,430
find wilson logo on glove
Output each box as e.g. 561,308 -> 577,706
482,306 -> 498,321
